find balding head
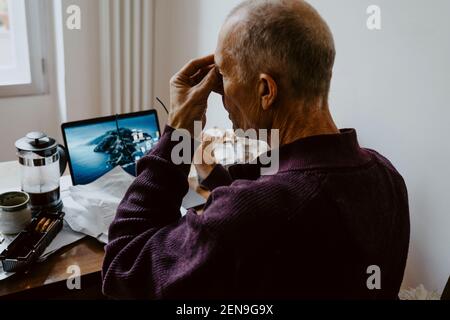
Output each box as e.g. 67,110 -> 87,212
219,0 -> 335,101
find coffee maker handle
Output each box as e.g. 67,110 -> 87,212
57,144 -> 68,176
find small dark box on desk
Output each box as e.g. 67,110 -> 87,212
0,211 -> 64,272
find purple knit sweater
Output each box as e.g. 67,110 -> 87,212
102,126 -> 410,299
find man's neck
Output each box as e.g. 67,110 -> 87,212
272,99 -> 340,147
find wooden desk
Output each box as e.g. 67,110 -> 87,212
0,161 -> 209,299
0,237 -> 105,299
0,161 -> 104,299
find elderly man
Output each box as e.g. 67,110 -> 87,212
102,0 -> 409,299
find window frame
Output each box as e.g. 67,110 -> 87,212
0,0 -> 49,98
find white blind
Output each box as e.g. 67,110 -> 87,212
100,0 -> 155,115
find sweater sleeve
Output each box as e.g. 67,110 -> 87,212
200,162 -> 264,192
101,126 -> 238,299
199,164 -> 233,191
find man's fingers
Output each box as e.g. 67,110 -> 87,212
190,64 -> 215,85
196,67 -> 219,94
178,54 -> 215,78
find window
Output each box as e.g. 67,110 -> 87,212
0,0 -> 49,97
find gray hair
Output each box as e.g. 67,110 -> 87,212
225,0 -> 336,101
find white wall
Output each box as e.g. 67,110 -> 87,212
154,0 -> 450,292
0,94 -> 60,162
60,0 -> 101,122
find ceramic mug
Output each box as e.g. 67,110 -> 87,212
0,191 -> 32,235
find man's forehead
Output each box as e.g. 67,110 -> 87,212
216,14 -> 246,68
215,47 -> 234,72
214,31 -> 230,69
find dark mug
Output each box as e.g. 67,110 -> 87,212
0,192 -> 32,234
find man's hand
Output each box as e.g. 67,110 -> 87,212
168,54 -> 220,136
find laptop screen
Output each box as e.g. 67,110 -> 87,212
62,111 -> 160,186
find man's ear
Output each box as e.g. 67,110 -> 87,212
258,73 -> 278,111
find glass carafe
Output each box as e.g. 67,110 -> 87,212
15,132 -> 67,212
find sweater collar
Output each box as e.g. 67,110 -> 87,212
266,129 -> 372,173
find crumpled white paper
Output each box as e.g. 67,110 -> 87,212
63,166 -> 135,244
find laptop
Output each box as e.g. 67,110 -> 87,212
61,110 -> 206,209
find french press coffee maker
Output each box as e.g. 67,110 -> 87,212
15,132 -> 67,213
